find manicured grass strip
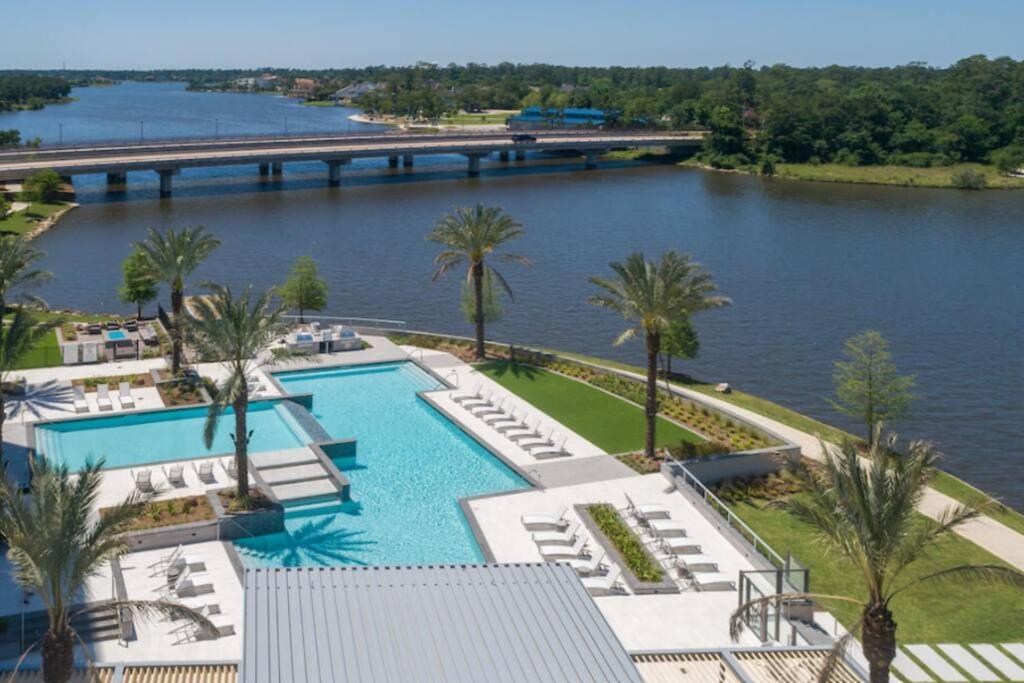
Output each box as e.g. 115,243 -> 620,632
772,162 -> 1024,190
0,201 -> 70,236
477,361 -> 702,454
588,503 -> 662,582
930,471 -> 1024,537
730,498 -> 1024,643
12,326 -> 60,369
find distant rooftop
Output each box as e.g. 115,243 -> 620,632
241,563 -> 643,683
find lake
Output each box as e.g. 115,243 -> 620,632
4,82 -> 1023,509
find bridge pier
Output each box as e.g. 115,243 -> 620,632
106,172 -> 127,186
514,150 -> 526,161
465,153 -> 484,177
498,151 -> 509,162
402,155 -> 414,168
258,163 -> 270,176
157,169 -> 178,198
326,159 -> 351,186
584,150 -> 601,170
388,156 -> 399,168
271,162 -> 283,175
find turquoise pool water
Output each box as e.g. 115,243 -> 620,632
35,402 -> 311,471
233,362 -> 530,567
107,330 -> 127,340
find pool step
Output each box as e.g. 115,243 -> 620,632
270,477 -> 341,503
260,463 -> 330,486
250,447 -> 319,469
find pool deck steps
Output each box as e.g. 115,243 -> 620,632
249,446 -> 347,504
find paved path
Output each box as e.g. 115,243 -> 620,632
580,360 -> 1024,572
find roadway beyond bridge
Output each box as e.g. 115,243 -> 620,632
0,130 -> 702,197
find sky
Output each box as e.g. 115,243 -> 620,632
2,0 -> 1021,70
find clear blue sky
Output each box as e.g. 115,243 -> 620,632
3,0 -> 1021,70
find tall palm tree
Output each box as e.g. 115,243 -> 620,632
0,234 -> 51,313
589,251 -> 728,458
0,459 -> 210,683
427,205 -> 531,360
135,226 -> 220,374
729,429 -> 1024,683
189,284 -> 287,502
0,309 -> 58,460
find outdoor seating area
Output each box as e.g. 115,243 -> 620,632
60,319 -> 162,365
283,322 -> 363,354
451,382 -> 574,460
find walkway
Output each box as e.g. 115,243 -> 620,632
583,359 -> 1024,572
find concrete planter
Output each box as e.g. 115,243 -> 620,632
576,504 -> 679,595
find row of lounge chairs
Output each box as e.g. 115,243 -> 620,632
130,458 -> 237,493
521,508 -> 624,596
72,382 -> 136,413
148,545 -> 235,642
451,384 -> 571,459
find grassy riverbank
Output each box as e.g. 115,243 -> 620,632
0,201 -> 74,236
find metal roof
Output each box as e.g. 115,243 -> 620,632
242,562 -> 643,683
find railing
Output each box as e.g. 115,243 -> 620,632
282,314 -> 406,331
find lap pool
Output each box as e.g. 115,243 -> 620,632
232,362 -> 530,567
34,401 -> 311,471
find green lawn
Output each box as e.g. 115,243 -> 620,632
12,326 -> 61,369
300,100 -> 335,107
477,360 -> 702,454
732,498 -> 1024,643
774,162 -> 1024,190
437,113 -> 510,126
0,201 -> 71,236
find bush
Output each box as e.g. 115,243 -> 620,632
759,155 -> 777,176
20,169 -> 63,202
950,168 -> 987,190
990,145 -> 1024,174
588,503 -> 663,582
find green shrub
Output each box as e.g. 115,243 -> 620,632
951,168 -> 987,189
588,503 -> 663,582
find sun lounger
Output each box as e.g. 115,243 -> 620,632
673,553 -> 719,574
693,572 -> 736,591
194,460 -> 216,484
539,533 -> 589,560
96,384 -> 113,411
450,384 -> 483,404
567,550 -> 608,577
517,430 -> 554,450
624,493 -> 671,521
222,458 -> 237,480
521,505 -> 570,530
72,385 -> 89,413
657,536 -> 702,555
163,464 -> 186,487
530,436 -> 570,460
582,567 -> 625,596
150,544 -> 203,575
532,521 -> 581,546
458,392 -> 494,410
499,417 -> 538,437
174,613 -> 235,643
133,469 -> 154,493
646,519 -> 688,537
118,381 -> 135,409
162,565 -> 213,599
468,399 -> 506,418
483,408 -> 519,426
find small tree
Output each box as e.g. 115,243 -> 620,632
831,330 -> 914,445
20,169 -> 63,203
279,256 -> 328,324
460,269 -> 503,325
119,246 -> 158,319
0,194 -> 11,220
661,316 -> 699,382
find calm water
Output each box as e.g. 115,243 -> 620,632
234,362 -> 529,566
5,83 -> 1023,509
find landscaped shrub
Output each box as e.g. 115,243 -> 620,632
951,168 -> 987,189
588,503 -> 663,582
711,469 -> 806,504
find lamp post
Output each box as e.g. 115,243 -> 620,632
215,118 -> 219,138
139,120 -> 144,143
58,123 -> 62,146
284,116 -> 288,135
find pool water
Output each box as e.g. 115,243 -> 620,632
35,401 -> 310,471
233,362 -> 530,567
107,330 -> 127,340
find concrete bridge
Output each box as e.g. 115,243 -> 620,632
0,130 -> 701,197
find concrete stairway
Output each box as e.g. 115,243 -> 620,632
250,447 -> 344,504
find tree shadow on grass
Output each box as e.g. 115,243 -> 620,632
478,360 -> 544,382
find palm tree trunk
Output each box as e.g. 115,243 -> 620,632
170,287 -> 183,375
234,395 -> 250,500
41,627 -> 74,683
0,386 -> 6,462
137,301 -> 142,320
472,262 -> 485,360
299,305 -> 305,325
644,331 -> 660,459
861,603 -> 897,683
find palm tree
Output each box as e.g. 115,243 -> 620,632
0,459 -> 210,683
729,429 -> 1024,683
427,205 -> 531,360
0,234 -> 51,313
0,309 -> 57,460
589,251 -> 728,458
189,284 -> 287,502
135,226 -> 221,375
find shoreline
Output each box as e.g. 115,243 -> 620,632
25,201 -> 77,240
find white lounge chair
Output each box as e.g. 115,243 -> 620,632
194,460 -> 216,484
673,553 -> 719,574
646,519 -> 688,537
567,550 -> 608,577
499,417 -> 537,436
458,390 -> 494,410
517,430 -> 554,450
657,535 -> 702,555
532,521 -> 581,546
163,464 -> 185,487
483,408 -> 519,426
693,572 -> 736,591
222,458 -> 237,480
174,613 -> 235,642
468,399 -> 506,418
521,505 -> 570,530
118,381 -> 135,409
450,384 -> 483,404
530,436 -> 570,460
96,384 -> 113,411
161,565 -> 212,598
133,469 -> 154,493
149,544 -> 203,575
582,566 -> 625,596
72,385 -> 89,413
539,533 -> 589,560
624,493 -> 671,521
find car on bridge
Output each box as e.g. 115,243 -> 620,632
510,134 -> 537,144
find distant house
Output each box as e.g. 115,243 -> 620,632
288,78 -> 318,98
329,82 -> 381,101
508,106 -> 616,130
234,75 -> 276,91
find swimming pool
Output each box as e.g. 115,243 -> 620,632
34,401 -> 312,471
106,330 -> 127,340
233,362 -> 530,567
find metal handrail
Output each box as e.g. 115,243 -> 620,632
282,314 -> 406,329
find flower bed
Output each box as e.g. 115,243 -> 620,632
587,503 -> 663,582
103,495 -> 216,532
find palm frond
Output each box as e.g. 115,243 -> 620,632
889,564 -> 1024,600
